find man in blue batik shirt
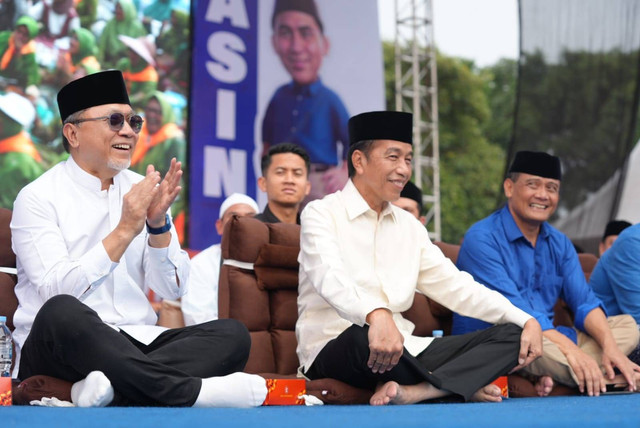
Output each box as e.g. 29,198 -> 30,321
262,0 -> 349,202
452,151 -> 640,397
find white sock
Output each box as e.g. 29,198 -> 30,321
71,371 -> 114,407
193,372 -> 267,408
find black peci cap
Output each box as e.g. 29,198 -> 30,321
348,111 -> 413,146
508,151 -> 562,180
57,70 -> 130,123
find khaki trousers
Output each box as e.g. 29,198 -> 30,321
521,314 -> 640,387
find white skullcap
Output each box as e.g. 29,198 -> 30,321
0,92 -> 36,128
219,193 -> 259,219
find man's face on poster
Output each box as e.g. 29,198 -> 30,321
272,10 -> 328,86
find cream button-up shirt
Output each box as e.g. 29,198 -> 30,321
296,179 -> 532,372
11,156 -> 189,375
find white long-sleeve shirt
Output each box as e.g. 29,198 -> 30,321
181,244 -> 221,325
296,179 -> 532,372
10,156 -> 189,375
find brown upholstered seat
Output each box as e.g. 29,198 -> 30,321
218,216 -> 372,403
219,216 -> 300,375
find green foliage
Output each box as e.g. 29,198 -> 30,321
514,49 -> 639,210
437,54 -> 505,243
382,42 -> 512,243
480,58 -> 518,152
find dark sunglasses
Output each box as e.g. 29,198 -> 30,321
71,113 -> 144,133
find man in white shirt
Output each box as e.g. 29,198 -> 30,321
182,193 -> 259,325
11,71 -> 266,407
296,110 -> 543,405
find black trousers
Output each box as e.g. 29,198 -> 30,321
18,295 -> 250,406
305,323 -> 522,401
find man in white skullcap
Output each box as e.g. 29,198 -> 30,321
182,193 -> 259,325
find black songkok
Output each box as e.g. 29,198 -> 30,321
348,111 -> 413,146
57,70 -> 130,123
400,181 -> 423,212
508,151 -> 562,180
602,220 -> 632,241
272,0 -> 323,32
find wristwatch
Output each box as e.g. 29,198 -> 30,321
146,213 -> 171,235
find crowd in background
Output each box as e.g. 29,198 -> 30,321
0,0 -> 190,218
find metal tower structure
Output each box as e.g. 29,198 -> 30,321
394,0 -> 441,240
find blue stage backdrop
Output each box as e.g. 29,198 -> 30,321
189,0 -> 259,250
188,0 -> 384,250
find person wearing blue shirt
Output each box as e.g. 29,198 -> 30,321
590,223 -> 640,364
590,224 -> 640,324
452,151 -> 640,397
262,0 -> 349,202
598,219 -> 632,257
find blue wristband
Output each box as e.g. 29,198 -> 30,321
146,213 -> 171,235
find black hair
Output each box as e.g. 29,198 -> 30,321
347,140 -> 375,177
261,143 -> 311,176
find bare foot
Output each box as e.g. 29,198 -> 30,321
535,375 -> 554,397
369,381 -> 448,405
471,384 -> 503,402
370,381 -> 399,405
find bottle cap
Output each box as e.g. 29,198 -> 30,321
432,329 -> 443,337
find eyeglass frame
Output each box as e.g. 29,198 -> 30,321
69,112 -> 144,134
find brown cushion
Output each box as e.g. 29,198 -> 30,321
578,253 -> 598,281
255,244 -> 299,270
402,293 -> 442,337
271,329 -> 299,375
268,222 -> 301,247
255,243 -> 299,290
243,331 -> 276,374
269,290 -> 297,330
222,216 -> 269,262
227,268 -> 270,330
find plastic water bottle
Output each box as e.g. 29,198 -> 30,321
0,316 -> 12,377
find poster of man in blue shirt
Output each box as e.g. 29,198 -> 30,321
261,0 -> 349,202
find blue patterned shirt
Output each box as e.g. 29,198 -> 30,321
262,79 -> 349,166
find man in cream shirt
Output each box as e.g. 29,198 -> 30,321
296,110 -> 543,405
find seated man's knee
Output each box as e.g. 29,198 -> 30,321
496,323 -> 523,341
212,319 -> 251,356
36,295 -> 84,325
338,325 -> 370,350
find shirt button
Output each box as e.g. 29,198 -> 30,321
296,95 -> 303,101
292,110 -> 298,116
291,127 -> 296,133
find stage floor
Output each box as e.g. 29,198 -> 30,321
3,394 -> 640,427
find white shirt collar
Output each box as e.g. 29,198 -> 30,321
341,179 -> 397,223
64,155 -> 121,192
